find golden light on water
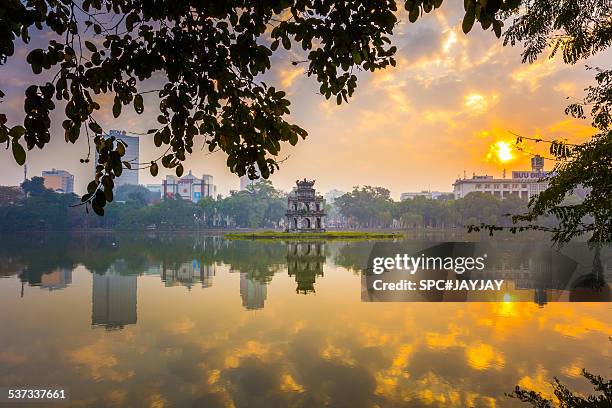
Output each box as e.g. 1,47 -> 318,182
487,140 -> 514,163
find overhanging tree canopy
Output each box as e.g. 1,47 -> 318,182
0,0 -> 610,244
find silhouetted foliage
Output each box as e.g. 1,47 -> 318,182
1,1 -> 610,245
507,369 -> 612,408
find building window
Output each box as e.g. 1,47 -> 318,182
494,184 -> 500,189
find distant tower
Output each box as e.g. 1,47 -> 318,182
531,155 -> 544,172
23,164 -> 27,182
503,169 -> 506,179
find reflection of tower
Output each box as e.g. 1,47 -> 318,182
92,273 -> 137,330
287,242 -> 325,294
40,267 -> 72,290
240,273 -> 267,310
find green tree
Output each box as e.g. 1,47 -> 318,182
335,186 -> 395,228
0,178 -> 83,231
21,176 -> 50,197
218,180 -> 286,228
454,192 -> 501,226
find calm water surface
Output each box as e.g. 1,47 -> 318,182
0,233 -> 610,407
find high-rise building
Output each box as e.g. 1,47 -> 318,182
163,171 -> 216,202
94,130 -> 139,187
42,169 -> 74,193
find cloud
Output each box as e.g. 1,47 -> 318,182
279,67 -> 305,88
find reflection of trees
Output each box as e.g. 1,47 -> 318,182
220,240 -> 287,283
332,242 -> 376,273
0,233 -> 290,285
287,242 -> 326,294
0,233 -> 78,284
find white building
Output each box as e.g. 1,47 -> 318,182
400,191 -> 451,201
453,156 -> 551,200
163,171 -> 216,202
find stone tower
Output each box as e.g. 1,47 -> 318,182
286,179 -> 326,232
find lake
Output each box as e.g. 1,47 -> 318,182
0,233 -> 610,407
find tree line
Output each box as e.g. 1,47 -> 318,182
0,177 -> 574,231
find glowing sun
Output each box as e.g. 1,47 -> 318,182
487,141 -> 514,163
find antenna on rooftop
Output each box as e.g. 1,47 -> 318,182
503,169 -> 506,179
23,164 -> 28,182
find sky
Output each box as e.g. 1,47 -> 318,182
0,3 -> 607,199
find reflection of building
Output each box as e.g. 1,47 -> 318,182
163,171 -> 216,202
286,179 -> 326,231
453,155 -> 552,200
162,260 -> 215,289
40,268 -> 72,290
287,242 -> 325,294
42,169 -> 74,193
92,273 -> 137,330
94,130 -> 140,187
240,273 -> 267,310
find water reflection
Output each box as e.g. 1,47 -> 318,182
1,234 -> 611,311
0,233 -> 610,407
92,272 -> 137,330
287,242 -> 326,294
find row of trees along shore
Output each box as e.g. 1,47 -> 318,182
0,178 -> 579,232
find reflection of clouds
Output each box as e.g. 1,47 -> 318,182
0,350 -> 27,366
224,340 -> 274,369
561,359 -> 584,379
280,373 -> 304,393
465,342 -> 505,371
67,341 -> 135,382
553,316 -> 612,339
3,263 -> 610,407
165,317 -> 196,335
517,364 -> 555,402
425,323 -> 466,350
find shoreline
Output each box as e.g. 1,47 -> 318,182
225,231 -> 404,240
